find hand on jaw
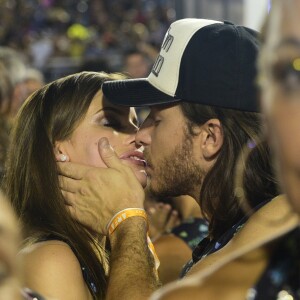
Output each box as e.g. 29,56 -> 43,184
57,137 -> 145,235
57,137 -> 160,299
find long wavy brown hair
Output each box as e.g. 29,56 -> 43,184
3,71 -> 126,299
180,102 -> 279,239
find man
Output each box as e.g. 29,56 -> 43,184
58,19 -> 272,299
152,3 -> 300,298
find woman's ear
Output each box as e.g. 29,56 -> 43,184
200,118 -> 223,160
54,141 -> 70,162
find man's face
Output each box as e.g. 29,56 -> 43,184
135,104 -> 205,200
259,0 -> 300,214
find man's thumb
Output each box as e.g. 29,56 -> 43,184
98,137 -> 121,169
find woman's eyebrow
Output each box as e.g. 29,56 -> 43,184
95,107 -> 124,115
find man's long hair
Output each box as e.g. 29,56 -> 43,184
180,102 -> 279,239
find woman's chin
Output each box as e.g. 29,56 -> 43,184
134,169 -> 148,188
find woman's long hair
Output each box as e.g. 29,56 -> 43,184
3,71 -> 125,299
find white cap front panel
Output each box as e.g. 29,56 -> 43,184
148,18 -> 221,97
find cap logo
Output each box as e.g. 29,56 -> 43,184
161,29 -> 174,51
151,29 -> 174,77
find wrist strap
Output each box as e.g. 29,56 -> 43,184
107,208 -> 147,235
106,208 -> 160,270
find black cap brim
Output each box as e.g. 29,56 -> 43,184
102,78 -> 181,107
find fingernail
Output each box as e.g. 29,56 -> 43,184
99,138 -> 110,149
148,207 -> 155,214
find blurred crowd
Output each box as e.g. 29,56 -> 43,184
0,0 -> 175,81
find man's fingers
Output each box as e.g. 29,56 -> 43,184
98,137 -> 123,169
57,161 -> 88,179
66,206 -> 99,234
61,189 -> 76,206
66,206 -> 78,222
58,175 -> 80,193
166,210 -> 179,230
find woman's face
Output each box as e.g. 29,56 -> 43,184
259,0 -> 300,214
56,90 -> 147,187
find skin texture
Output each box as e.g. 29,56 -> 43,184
19,241 -> 93,300
259,0 -> 300,215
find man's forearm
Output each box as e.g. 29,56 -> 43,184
106,217 -> 161,300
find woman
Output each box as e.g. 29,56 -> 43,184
3,71 -> 147,300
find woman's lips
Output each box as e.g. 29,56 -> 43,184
119,150 -> 147,167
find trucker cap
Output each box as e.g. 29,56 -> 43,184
102,18 -> 260,112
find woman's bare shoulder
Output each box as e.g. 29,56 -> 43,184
19,240 -> 92,300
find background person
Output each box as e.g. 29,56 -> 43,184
0,47 -> 27,123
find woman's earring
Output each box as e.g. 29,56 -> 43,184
59,154 -> 68,162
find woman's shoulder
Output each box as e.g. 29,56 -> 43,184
19,240 -> 92,300
20,240 -> 78,268
20,239 -> 73,256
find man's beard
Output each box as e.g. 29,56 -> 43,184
145,130 -> 205,200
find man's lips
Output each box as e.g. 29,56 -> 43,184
119,150 -> 147,167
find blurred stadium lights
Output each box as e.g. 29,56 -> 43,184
173,0 -> 269,30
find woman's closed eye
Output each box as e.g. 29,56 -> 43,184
101,117 -> 123,130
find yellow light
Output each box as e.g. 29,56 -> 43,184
67,23 -> 90,40
292,58 -> 300,71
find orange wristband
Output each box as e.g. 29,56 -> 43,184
106,208 -> 160,270
106,208 -> 147,235
147,235 -> 160,270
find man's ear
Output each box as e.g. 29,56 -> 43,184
54,141 -> 70,162
200,119 -> 223,160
